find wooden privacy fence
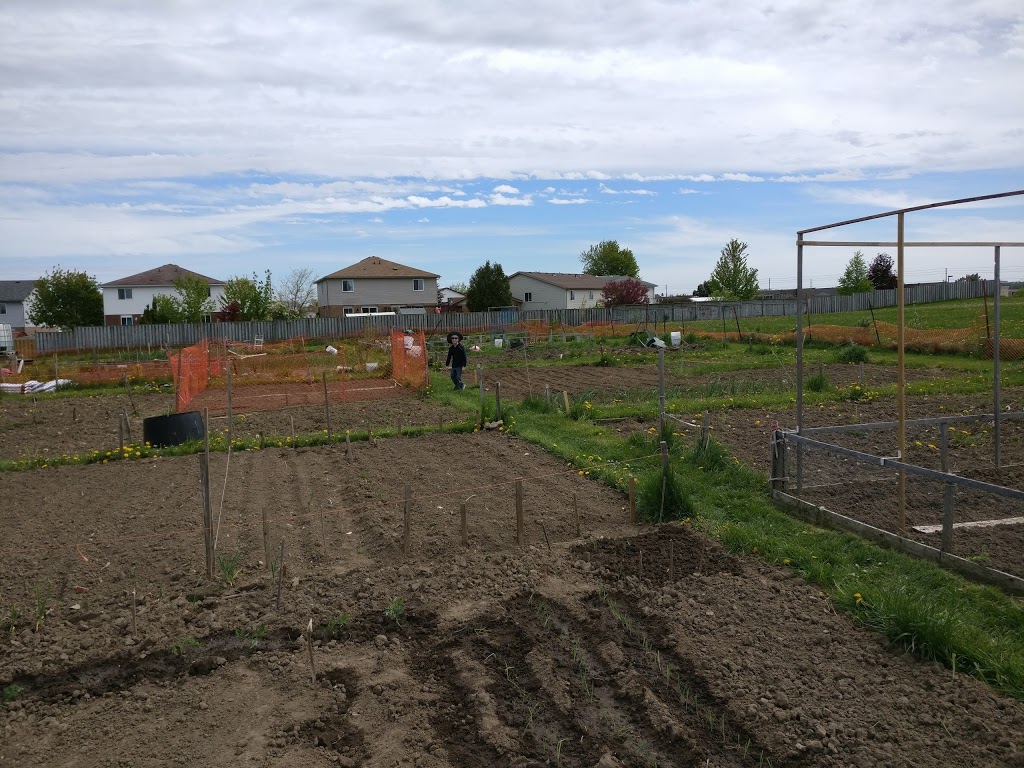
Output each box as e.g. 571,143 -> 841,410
31,280 -> 993,352
770,414 -> 1024,596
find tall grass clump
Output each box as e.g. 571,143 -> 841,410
834,343 -> 869,364
636,467 -> 692,524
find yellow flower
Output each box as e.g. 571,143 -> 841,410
854,593 -> 863,604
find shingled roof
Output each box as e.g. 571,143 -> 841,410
510,272 -> 656,289
318,257 -> 439,281
0,280 -> 37,302
101,264 -> 224,288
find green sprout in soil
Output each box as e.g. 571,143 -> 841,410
216,551 -> 244,585
383,597 -> 406,625
3,684 -> 25,704
171,637 -> 201,656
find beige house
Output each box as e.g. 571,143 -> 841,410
316,257 -> 440,317
509,272 -> 657,310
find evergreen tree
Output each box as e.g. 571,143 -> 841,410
837,250 -> 873,295
465,261 -> 513,311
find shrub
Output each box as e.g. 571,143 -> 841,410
806,370 -> 830,392
835,343 -> 869,364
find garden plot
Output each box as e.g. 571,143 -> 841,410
2,432 -> 1023,767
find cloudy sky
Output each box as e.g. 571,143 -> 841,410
2,0 -> 1022,295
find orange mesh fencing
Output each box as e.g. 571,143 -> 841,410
168,339 -> 213,413
390,330 -> 429,388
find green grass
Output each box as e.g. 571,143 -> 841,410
427,361 -> 1024,700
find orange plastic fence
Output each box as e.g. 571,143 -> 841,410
168,339 -> 213,413
390,330 -> 429,388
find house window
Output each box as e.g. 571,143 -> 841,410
120,315 -> 133,326
361,306 -> 378,313
524,292 -> 532,302
206,287 -> 211,297
344,307 -> 355,315
118,288 -> 133,300
0,303 -> 6,314
589,291 -> 594,300
342,279 -> 355,292
202,314 -> 212,324
413,279 -> 424,291
570,290 -> 576,301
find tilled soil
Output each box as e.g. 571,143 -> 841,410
2,432 -> 1024,767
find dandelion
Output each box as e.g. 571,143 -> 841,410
854,593 -> 863,605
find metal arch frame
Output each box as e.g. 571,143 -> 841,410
795,189 -> 1024,531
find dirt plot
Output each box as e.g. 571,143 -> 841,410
0,390 -> 469,461
2,432 -> 1024,767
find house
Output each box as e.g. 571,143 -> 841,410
438,287 -> 467,312
316,257 -> 440,318
100,264 -> 227,325
509,272 -> 657,310
0,280 -> 38,333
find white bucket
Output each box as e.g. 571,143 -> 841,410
670,331 -> 681,346
408,345 -> 422,357
325,345 -> 338,355
366,362 -> 379,372
494,338 -> 504,349
403,336 -> 413,349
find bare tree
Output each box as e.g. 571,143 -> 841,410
275,267 -> 317,317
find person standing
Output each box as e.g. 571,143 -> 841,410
445,331 -> 467,390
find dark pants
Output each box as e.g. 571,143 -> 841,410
450,366 -> 464,390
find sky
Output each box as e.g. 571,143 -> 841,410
2,0 -> 1023,297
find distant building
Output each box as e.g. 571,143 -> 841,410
509,272 -> 657,310
316,257 -> 440,318
0,280 -> 38,332
101,264 -> 227,325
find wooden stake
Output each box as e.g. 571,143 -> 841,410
262,506 -> 270,569
539,521 -> 551,551
319,504 -> 327,555
199,452 -> 214,579
72,406 -> 76,423
562,390 -> 571,416
403,484 -> 412,558
345,432 -> 352,460
307,619 -> 317,685
226,361 -> 233,447
638,548 -> 643,576
123,408 -> 133,443
461,502 -> 468,547
131,586 -> 138,636
275,541 -> 285,610
515,480 -> 524,545
118,416 -> 124,451
494,382 -> 502,421
397,416 -> 403,435
290,416 -> 295,445
573,492 -> 580,537
322,373 -> 331,440
628,476 -> 636,523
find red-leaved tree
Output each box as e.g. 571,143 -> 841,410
601,279 -> 650,307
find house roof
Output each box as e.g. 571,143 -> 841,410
0,280 -> 36,302
510,272 -> 657,290
101,264 -> 225,288
318,257 -> 440,281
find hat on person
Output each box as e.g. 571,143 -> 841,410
447,332 -> 463,343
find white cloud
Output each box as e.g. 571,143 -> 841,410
488,193 -> 532,206
493,184 -> 519,194
599,183 -> 656,195
548,198 -> 590,205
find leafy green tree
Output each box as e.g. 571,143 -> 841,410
28,267 -> 103,329
465,261 -> 513,311
867,253 -> 897,290
172,275 -> 216,322
601,279 -> 650,307
140,294 -> 183,324
692,281 -> 711,298
221,271 -> 273,321
706,239 -> 759,300
446,281 -> 469,295
837,250 -> 873,295
579,240 -> 640,278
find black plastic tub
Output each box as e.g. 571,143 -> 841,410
142,411 -> 205,448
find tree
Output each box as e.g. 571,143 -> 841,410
706,239 -> 759,300
465,261 -> 513,311
446,281 -> 469,295
579,240 -> 640,278
221,271 -> 273,321
692,281 -> 711,298
867,252 -> 897,290
601,279 -> 650,307
172,275 -> 216,322
837,250 -> 873,295
28,267 -> 103,329
958,273 -> 980,282
140,294 -> 182,324
275,267 -> 317,318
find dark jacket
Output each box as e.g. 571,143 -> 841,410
446,342 -> 467,368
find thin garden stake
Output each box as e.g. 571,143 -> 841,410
345,432 -> 352,460
226,360 -> 233,447
669,540 -> 674,581
131,586 -> 138,636
628,476 -> 636,523
307,619 -> 317,685
515,480 -> 524,545
573,492 -> 580,537
494,381 -> 502,421
461,502 -> 468,547
262,506 -> 270,569
275,541 -> 285,610
539,521 -> 551,552
322,373 -> 331,440
403,484 -> 412,557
